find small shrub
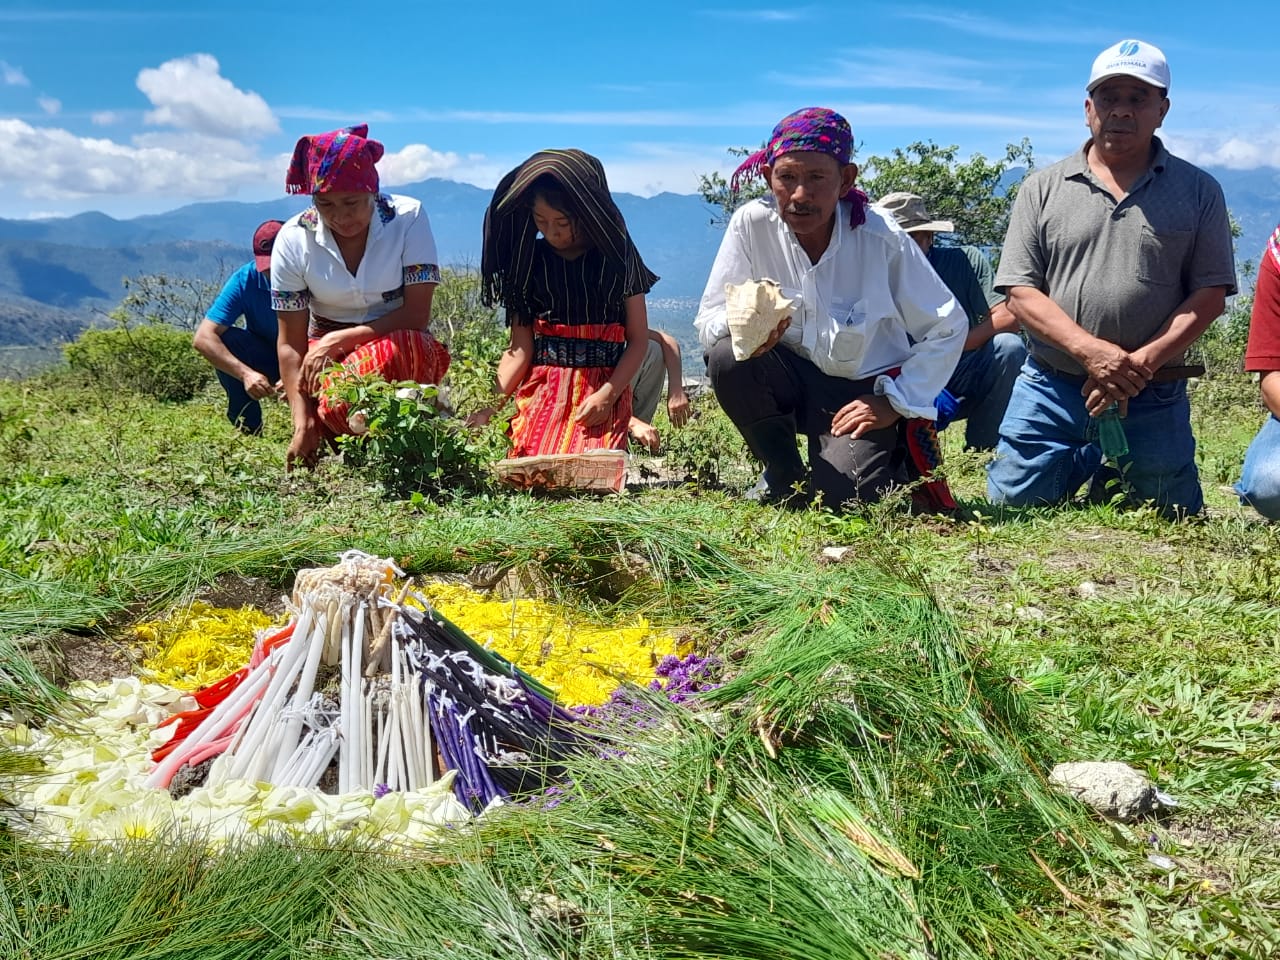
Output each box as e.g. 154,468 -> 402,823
659,391 -> 751,487
430,269 -> 507,418
326,373 -> 507,497
1197,295 -> 1252,380
64,321 -> 212,402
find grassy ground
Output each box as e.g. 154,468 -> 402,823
1,366 -> 1278,958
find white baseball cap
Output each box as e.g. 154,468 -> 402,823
1087,39 -> 1170,93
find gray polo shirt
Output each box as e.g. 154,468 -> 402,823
996,137 -> 1236,375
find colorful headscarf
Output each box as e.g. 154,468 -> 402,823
285,124 -> 384,195
480,148 -> 658,313
730,107 -> 869,229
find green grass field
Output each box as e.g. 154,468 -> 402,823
1,360 -> 1277,959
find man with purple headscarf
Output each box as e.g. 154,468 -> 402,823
694,107 -> 966,511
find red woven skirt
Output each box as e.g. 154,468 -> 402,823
508,321 -> 632,458
313,328 -> 451,436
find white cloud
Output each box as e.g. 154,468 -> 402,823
1164,133 -> 1280,170
377,143 -> 467,184
136,53 -> 277,138
0,111 -> 492,206
91,110 -> 119,126
37,95 -> 60,116
1,60 -> 28,86
578,142 -> 744,197
0,118 -> 277,201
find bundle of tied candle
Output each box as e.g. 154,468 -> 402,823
146,551 -> 590,813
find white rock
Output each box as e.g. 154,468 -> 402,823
1049,761 -> 1158,822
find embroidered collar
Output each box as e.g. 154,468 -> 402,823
298,193 -> 397,233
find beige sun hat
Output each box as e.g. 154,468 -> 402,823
877,192 -> 954,234
724,279 -> 796,362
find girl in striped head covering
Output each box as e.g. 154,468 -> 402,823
474,149 -> 659,463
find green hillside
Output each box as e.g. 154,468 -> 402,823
0,346 -> 1276,958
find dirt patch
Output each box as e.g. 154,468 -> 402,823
1152,810 -> 1280,896
34,630 -> 140,685
1247,698 -> 1280,721
194,573 -> 288,617
22,573 -> 291,691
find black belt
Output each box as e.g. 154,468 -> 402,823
1029,355 -> 1204,386
1028,355 -> 1088,386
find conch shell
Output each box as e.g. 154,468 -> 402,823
724,279 -> 796,361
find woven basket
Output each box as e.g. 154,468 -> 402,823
493,450 -> 628,494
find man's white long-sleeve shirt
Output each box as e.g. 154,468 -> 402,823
694,197 -> 966,420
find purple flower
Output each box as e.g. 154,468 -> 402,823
373,783 -> 392,799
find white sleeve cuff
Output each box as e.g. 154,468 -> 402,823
873,374 -> 937,421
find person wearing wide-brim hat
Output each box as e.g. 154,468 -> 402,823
988,39 -> 1236,517
876,192 -> 1026,452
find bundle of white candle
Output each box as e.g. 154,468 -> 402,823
146,551 -> 588,812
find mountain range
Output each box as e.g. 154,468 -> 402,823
2,166 -> 1277,357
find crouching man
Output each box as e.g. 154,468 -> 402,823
694,107 -> 966,511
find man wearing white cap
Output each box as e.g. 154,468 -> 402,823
878,192 -> 1025,451
988,39 -> 1236,516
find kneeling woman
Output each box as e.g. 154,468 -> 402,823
271,124 -> 450,468
475,149 -> 657,457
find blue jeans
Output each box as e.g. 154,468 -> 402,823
946,332 -> 1027,451
214,327 -> 279,434
987,357 -> 1203,516
1236,415 -> 1280,520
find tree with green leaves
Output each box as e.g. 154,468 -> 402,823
698,138 -> 1035,250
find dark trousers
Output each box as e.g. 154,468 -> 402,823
215,328 -> 280,434
706,338 -> 905,510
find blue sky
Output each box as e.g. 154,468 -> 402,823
0,1 -> 1275,219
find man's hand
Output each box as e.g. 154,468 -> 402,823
286,421 -> 322,471
1078,340 -> 1151,400
750,316 -> 791,358
1082,380 -> 1130,419
242,370 -> 278,400
666,389 -> 691,428
831,394 -> 902,439
573,385 -> 616,427
629,418 -> 660,453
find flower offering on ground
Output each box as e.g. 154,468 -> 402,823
8,676 -> 470,846
418,582 -> 685,707
137,602 -> 280,691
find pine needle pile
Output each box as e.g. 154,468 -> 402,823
320,554 -> 1125,959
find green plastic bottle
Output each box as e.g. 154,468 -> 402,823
1097,403 -> 1129,460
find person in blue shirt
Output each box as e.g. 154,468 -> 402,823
192,220 -> 284,434
878,192 -> 1026,451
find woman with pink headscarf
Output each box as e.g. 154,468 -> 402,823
271,124 -> 450,468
